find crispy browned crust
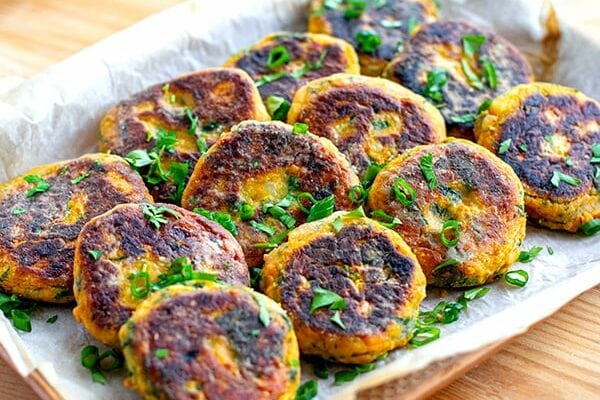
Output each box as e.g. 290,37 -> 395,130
261,212 -> 426,364
475,83 -> 600,231
0,154 -> 151,303
288,74 -> 446,175
383,20 -> 533,139
73,203 -> 248,347
181,121 -> 360,268
308,0 -> 439,76
99,68 -> 269,203
120,284 -> 299,400
368,139 -> 526,287
224,32 -> 359,102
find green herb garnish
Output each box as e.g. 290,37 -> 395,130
293,122 -> 309,134
481,59 -> 497,89
296,380 -> 318,400
155,348 -> 169,359
498,138 -> 512,154
88,250 -> 103,261
461,58 -> 484,90
409,326 -> 441,346
24,175 -> 50,197
330,310 -> 346,329
334,369 -> 359,385
142,204 -> 181,229
344,0 -> 366,19
422,69 -> 447,103
306,194 -> 335,222
239,203 -> 255,221
420,153 -> 438,190
309,286 -> 346,314
393,177 -> 416,206
550,170 -> 580,187
348,184 -> 366,204
11,207 -> 25,215
504,269 -> 529,287
80,345 -> 124,384
355,29 -> 382,53
71,172 -> 91,185
580,219 -> 600,236
371,209 -> 401,229
519,246 -> 542,263
249,220 -> 276,236
462,34 -> 486,58
440,220 -> 460,247
46,315 -> 58,324
194,208 -> 238,236
265,95 -> 291,121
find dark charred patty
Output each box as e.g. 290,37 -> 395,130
0,154 -> 151,303
73,203 -> 249,348
261,211 -> 425,364
475,83 -> 600,232
288,73 -> 446,175
223,32 -> 359,103
100,68 -> 269,204
368,139 -> 526,287
383,20 -> 533,139
308,0 -> 439,76
119,283 -> 299,400
181,121 -> 360,268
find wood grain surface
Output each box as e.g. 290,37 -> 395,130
0,1 -> 598,399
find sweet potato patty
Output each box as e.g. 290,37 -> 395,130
120,283 -> 299,400
308,0 -> 439,76
100,68 -> 269,203
288,73 -> 446,175
261,211 -> 426,364
181,121 -> 360,268
475,83 -> 600,232
368,139 -> 526,287
0,154 -> 151,303
73,203 -> 248,348
383,20 -> 533,139
224,32 -> 359,103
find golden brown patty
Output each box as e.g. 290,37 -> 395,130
368,139 -> 526,287
288,73 -> 446,175
383,20 -> 533,139
261,211 -> 426,364
182,121 -> 360,268
100,68 -> 269,204
308,0 -> 439,76
475,83 -> 600,232
223,32 -> 359,104
73,203 -> 248,348
0,154 -> 151,303
120,283 -> 299,400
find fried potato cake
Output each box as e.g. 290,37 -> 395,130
223,32 -> 359,106
475,83 -> 600,232
181,121 -> 360,268
260,210 -> 426,364
288,73 -> 446,175
100,68 -> 269,204
368,139 -> 526,287
383,20 -> 533,139
308,0 -> 439,76
120,283 -> 299,400
73,203 -> 249,348
0,154 -> 151,303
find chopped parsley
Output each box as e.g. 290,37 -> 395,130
11,207 -> 25,215
422,69 -> 447,103
355,29 -> 382,53
24,175 -> 50,197
155,348 -> 169,359
309,286 -> 346,314
142,204 -> 181,229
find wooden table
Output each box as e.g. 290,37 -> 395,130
0,1 -> 598,399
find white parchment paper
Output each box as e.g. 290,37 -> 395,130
0,1 -> 598,399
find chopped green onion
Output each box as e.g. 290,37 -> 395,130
440,220 -> 460,247
565,156 -> 573,167
348,184 -> 366,203
519,246 -> 542,263
505,269 -> 529,287
462,34 -> 486,58
313,362 -> 329,379
239,203 -> 255,221
310,287 -> 346,314
254,294 -> 270,327
334,369 -> 359,385
249,220 -> 276,236
371,209 -> 401,229
393,177 -> 416,206
71,172 -> 91,185
519,143 -> 528,152
478,99 -> 492,114
580,219 -> 600,236
256,71 -> 286,87
380,20 -> 402,29
406,16 -> 419,35
330,310 -> 346,329
306,195 -> 335,222
461,58 -> 484,90
498,138 -> 512,154
409,326 -> 440,346
88,250 -> 103,261
46,315 -> 58,324
10,309 -> 31,332
332,216 -> 343,233
265,95 -> 291,121
266,205 -> 296,229
11,208 -> 25,215
355,29 -> 382,53
293,122 -> 309,134
345,206 -> 366,218
267,45 -> 290,70
344,0 -> 366,19
420,153 -> 438,190
450,114 -> 477,124
255,228 -> 290,250
481,59 -> 497,89
547,246 -> 554,255
130,268 -> 150,299
591,143 -> 600,163
422,69 -> 447,103
155,348 -> 169,359
362,162 -> 384,188
24,175 -> 50,197
194,208 -> 238,236
432,258 -> 460,273
550,170 -> 580,187
296,380 -> 318,400
462,286 -> 490,301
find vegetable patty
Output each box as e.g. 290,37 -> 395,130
73,203 -> 248,347
224,32 -> 359,104
261,210 -> 426,364
383,20 -> 533,139
308,0 -> 439,76
368,139 -> 526,287
182,121 -> 360,268
288,73 -> 446,175
100,68 -> 269,204
0,154 -> 151,303
475,83 -> 600,232
120,283 -> 299,400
